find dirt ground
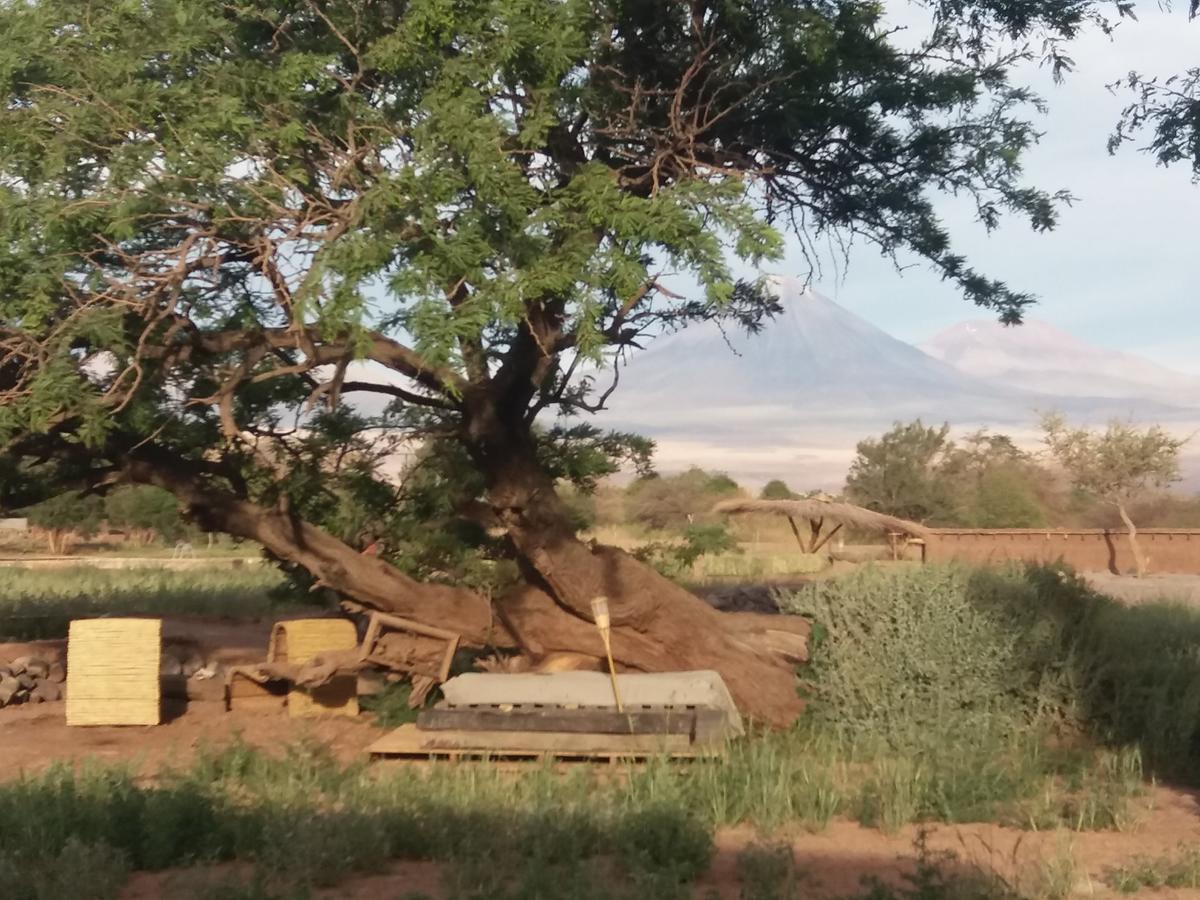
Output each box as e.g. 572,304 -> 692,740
5,686 -> 1200,899
116,791 -> 1200,899
1083,572 -> 1200,606
6,604 -> 1200,898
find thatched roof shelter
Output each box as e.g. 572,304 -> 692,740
713,498 -> 930,556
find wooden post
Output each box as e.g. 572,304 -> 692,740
590,596 -> 624,713
786,516 -> 809,553
810,522 -> 844,555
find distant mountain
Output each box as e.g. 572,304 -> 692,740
922,319 -> 1200,408
592,277 -> 1200,486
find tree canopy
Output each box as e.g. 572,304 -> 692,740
0,0 -> 1195,724
845,420 -> 956,522
0,0 -> 1149,467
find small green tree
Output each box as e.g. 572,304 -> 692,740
760,479 -> 796,501
845,421 -> 956,523
22,492 -> 104,554
1041,414 -> 1186,576
626,468 -> 741,531
939,430 -> 1050,527
971,467 -> 1047,528
105,485 -> 186,545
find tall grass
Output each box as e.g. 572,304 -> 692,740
0,566 -> 303,640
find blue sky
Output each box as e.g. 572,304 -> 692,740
764,4 -> 1198,373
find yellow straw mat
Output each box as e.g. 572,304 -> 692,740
269,618 -> 359,718
66,618 -> 161,726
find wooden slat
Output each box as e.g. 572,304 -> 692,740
368,723 -> 714,761
417,707 -> 726,740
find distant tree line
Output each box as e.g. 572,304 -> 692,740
843,417 -> 1193,572
9,483 -> 189,555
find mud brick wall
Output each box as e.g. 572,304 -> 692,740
923,529 -> 1200,575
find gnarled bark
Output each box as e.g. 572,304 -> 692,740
123,449 -> 809,727
468,414 -> 809,727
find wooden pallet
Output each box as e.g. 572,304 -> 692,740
368,723 -> 721,762
417,706 -> 727,740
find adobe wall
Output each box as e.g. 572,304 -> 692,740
923,529 -> 1200,575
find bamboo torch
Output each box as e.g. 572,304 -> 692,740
590,596 -> 624,713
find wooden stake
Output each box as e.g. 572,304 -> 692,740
786,516 -> 808,553
590,596 -> 624,713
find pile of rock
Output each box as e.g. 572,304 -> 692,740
0,656 -> 65,707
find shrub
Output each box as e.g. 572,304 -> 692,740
783,562 -> 1200,784
779,565 -> 1071,751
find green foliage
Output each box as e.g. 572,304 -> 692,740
784,562 -> 1200,784
845,421 -> 956,523
626,468 -> 741,531
0,457 -> 59,515
0,0 -> 1147,571
0,837 -> 128,900
1110,64 -> 1200,180
0,566 -> 298,640
633,523 -> 738,580
1105,845 -> 1200,893
845,424 -> 1058,527
970,467 -> 1047,528
21,491 -> 104,535
737,843 -> 808,900
851,832 -> 1021,900
1041,414 -> 1184,506
782,565 -> 1072,749
104,485 -> 186,542
359,680 -> 424,729
759,479 -> 796,501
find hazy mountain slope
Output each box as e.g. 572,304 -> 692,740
592,278 -> 1199,486
922,319 -> 1200,407
600,278 -> 1184,438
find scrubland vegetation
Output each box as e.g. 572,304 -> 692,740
4,562 -> 1200,899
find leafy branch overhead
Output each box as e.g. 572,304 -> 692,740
1,0 -> 1131,461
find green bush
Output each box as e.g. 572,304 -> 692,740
780,565 -> 1071,750
782,563 -> 1200,783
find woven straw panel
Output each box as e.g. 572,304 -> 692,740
66,618 -> 161,726
268,619 -> 359,718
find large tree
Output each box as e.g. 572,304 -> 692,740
845,421 -> 956,523
0,0 -> 1178,725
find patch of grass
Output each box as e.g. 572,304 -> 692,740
2,561 -> 1197,897
0,837 -> 128,900
1105,845 -> 1200,893
737,843 -> 809,900
782,562 -> 1200,789
184,871 -> 313,900
359,680 -> 424,728
691,550 -> 828,584
0,566 -> 304,639
852,831 -> 1022,900
0,741 -> 716,896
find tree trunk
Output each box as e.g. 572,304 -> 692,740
1117,502 -> 1148,578
123,450 -> 809,728
465,414 -> 808,727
